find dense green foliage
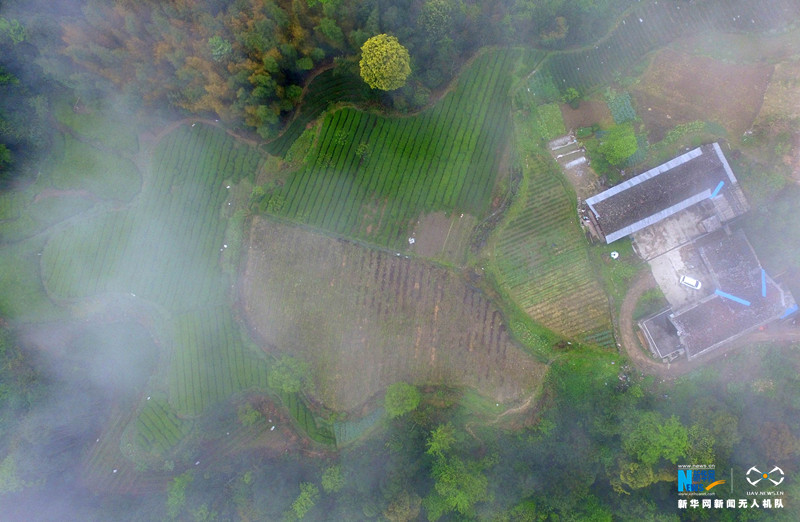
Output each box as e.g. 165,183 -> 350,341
359,34 -> 411,91
288,482 -> 320,520
599,123 -> 638,166
56,0 -> 640,137
321,465 -> 345,493
424,423 -> 491,520
267,355 -> 311,394
385,382 -> 421,418
0,16 -> 52,186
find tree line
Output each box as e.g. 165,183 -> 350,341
53,0 -> 632,138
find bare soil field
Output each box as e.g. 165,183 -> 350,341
240,218 -> 546,412
411,212 -> 477,265
632,49 -> 773,142
670,29 -> 800,66
560,100 -> 613,131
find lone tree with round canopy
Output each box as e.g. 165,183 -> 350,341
359,34 -> 411,91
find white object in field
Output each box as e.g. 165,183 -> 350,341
564,157 -> 587,169
610,251 -> 619,259
270,426 -> 275,431
408,237 -> 415,245
680,275 -> 702,290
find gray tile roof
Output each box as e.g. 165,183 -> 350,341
586,143 -> 742,243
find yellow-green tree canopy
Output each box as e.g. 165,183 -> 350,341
359,34 -> 411,91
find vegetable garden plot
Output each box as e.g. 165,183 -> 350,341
241,217 -> 547,413
491,156 -> 612,346
543,0 -> 800,95
264,49 -> 530,249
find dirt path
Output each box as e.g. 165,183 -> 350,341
33,188 -> 99,203
464,391 -> 539,444
148,117 -> 260,148
492,392 -> 537,423
618,269 -> 690,379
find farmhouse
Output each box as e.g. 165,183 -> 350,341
641,229 -> 794,360
584,143 -> 748,248
581,143 -> 795,361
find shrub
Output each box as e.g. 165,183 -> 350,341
385,382 -> 421,418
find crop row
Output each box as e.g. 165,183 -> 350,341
581,328 -> 617,349
134,397 -> 190,454
492,156 -> 612,341
265,69 -> 370,157
333,407 -> 384,446
41,124 -> 263,312
266,49 -> 528,249
243,218 -> 541,412
279,391 -> 336,445
168,307 -> 270,417
544,0 -> 800,94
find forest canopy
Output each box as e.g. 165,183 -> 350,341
54,0 -> 636,139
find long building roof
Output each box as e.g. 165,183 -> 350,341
586,143 -> 740,243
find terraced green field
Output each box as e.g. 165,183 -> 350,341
42,125 -> 260,311
264,68 -> 370,157
168,307 -> 271,417
261,49 -> 535,249
489,115 -> 613,348
134,397 -> 191,455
